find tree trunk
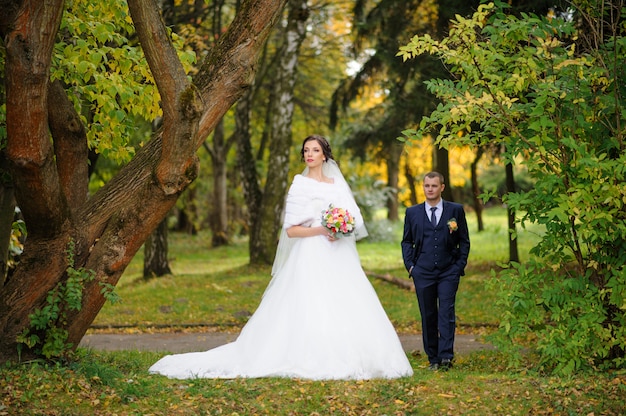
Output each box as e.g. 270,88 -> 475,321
207,119 -> 231,247
200,1 -> 235,248
404,161 -> 418,207
0,0 -> 288,363
505,157 -> 519,263
0,171 -> 16,284
250,0 -> 310,265
173,189 -> 198,235
143,218 -> 172,279
434,146 -> 453,201
235,87 -> 262,238
143,116 -> 172,276
471,146 -> 484,232
386,141 -> 403,221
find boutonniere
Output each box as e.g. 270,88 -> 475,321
447,218 -> 458,234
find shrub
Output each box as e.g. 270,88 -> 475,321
399,1 -> 626,373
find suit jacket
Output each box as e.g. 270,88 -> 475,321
401,200 -> 470,276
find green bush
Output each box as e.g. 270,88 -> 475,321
17,240 -> 96,360
399,1 -> 626,373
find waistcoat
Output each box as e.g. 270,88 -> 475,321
415,210 -> 453,272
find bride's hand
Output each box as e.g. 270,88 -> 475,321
317,226 -> 336,241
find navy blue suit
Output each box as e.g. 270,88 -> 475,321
401,200 -> 470,364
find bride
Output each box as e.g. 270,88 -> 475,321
149,134 -> 413,380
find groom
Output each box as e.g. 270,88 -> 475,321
401,171 -> 470,371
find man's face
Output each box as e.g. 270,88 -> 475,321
423,176 -> 444,203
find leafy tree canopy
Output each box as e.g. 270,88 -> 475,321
50,0 -> 195,164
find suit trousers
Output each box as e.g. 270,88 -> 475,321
412,264 -> 460,364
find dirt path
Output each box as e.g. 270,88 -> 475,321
80,331 -> 494,355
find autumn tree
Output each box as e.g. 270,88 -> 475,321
238,0 -> 349,265
332,0 -> 482,218
245,0 -> 310,264
0,0 -> 287,363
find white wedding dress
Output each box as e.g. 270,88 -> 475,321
149,167 -> 413,380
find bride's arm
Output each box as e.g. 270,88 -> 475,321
286,225 -> 331,238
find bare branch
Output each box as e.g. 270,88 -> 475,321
127,0 -> 189,122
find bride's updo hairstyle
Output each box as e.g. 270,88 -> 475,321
301,134 -> 335,163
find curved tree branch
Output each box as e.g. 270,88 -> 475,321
3,0 -> 66,238
0,0 -> 288,362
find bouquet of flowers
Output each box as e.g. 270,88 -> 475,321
321,204 -> 355,237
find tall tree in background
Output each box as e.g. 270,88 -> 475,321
201,1 -> 239,247
334,0 -> 566,217
0,0 -> 287,363
143,219 -> 172,279
246,0 -> 310,265
331,0 -> 482,217
154,0 -> 240,248
144,117 -> 172,278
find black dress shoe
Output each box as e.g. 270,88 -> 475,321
440,359 -> 452,371
428,363 -> 439,371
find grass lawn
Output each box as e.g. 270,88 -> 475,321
2,207 -> 625,415
91,206 -> 540,334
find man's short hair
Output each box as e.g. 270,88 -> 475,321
424,171 -> 444,184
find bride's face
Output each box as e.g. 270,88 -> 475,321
303,140 -> 325,169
